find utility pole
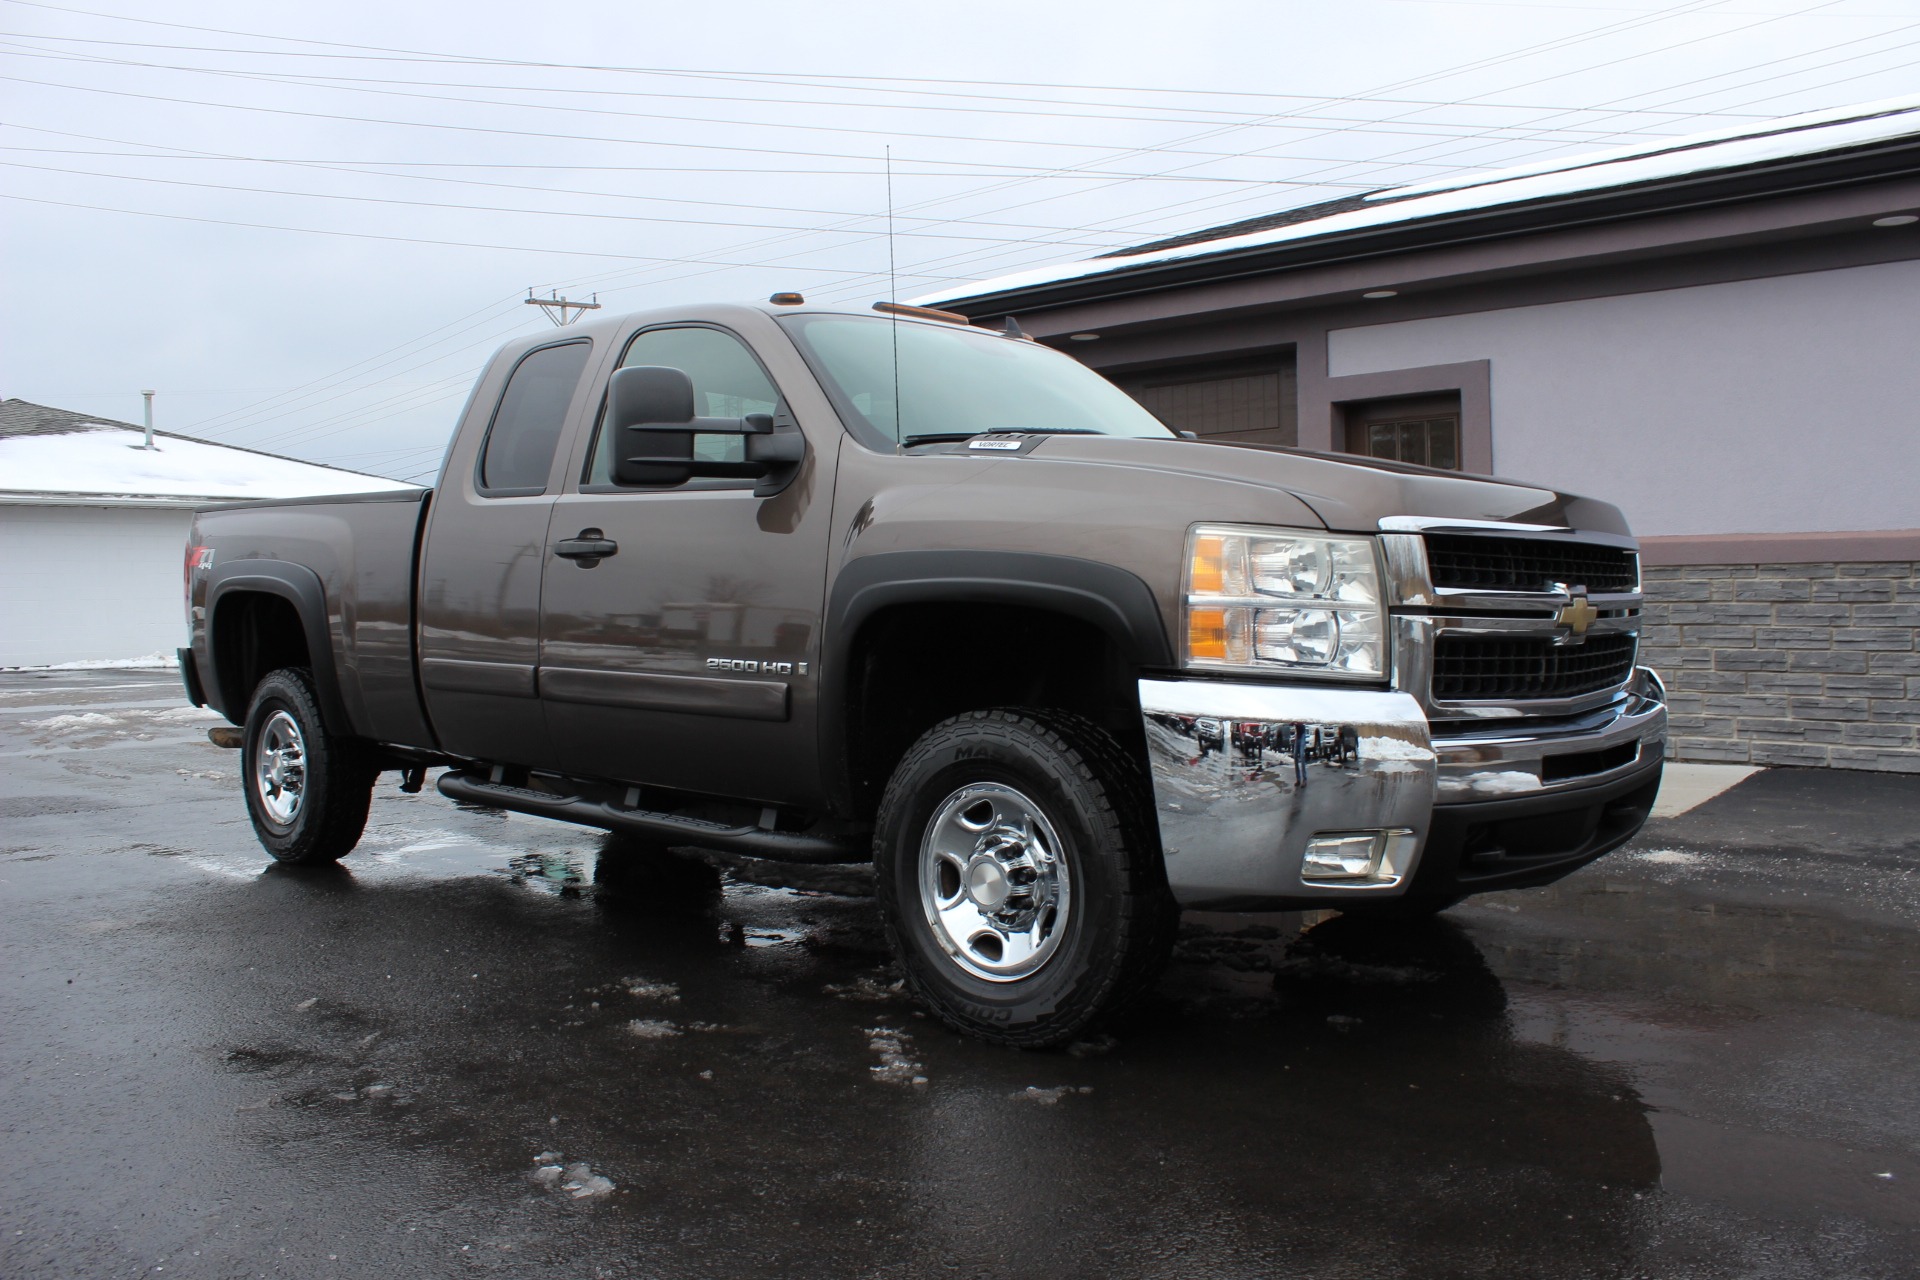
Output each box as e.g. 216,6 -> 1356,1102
525,289 -> 601,326
141,389 -> 156,450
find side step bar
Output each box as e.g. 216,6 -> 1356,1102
435,771 -> 867,864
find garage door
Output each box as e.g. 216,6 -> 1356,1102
0,504 -> 194,666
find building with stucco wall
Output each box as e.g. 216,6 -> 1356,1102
0,399 -> 413,667
917,97 -> 1920,771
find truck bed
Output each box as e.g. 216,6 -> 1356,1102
189,487 -> 434,749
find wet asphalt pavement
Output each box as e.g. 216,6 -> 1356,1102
3,670 -> 1918,1279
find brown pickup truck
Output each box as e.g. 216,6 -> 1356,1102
179,298 -> 1666,1047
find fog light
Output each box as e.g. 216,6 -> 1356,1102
1302,833 -> 1383,879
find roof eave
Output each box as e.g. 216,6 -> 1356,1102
932,136 -> 1920,316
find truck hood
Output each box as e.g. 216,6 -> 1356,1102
1029,435 -> 1634,538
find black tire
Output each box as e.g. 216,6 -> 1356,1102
241,667 -> 377,865
873,709 -> 1178,1049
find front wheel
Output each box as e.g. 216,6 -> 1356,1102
242,667 -> 377,865
874,709 -> 1177,1048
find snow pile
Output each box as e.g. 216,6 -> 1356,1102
1010,1085 -> 1093,1105
531,1152 -> 615,1199
865,1026 -> 927,1087
624,1018 -> 682,1039
23,712 -> 118,731
619,976 -> 680,1002
22,652 -> 176,671
823,972 -> 907,1002
0,425 -> 417,501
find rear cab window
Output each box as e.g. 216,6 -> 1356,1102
477,340 -> 594,496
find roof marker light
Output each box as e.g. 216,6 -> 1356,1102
1363,289 -> 1398,299
1872,215 -> 1917,227
873,301 -> 972,325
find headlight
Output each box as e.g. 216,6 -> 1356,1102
1183,524 -> 1385,678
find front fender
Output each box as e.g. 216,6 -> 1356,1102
818,549 -> 1172,814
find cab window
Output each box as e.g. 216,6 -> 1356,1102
477,339 -> 592,495
585,326 -> 781,486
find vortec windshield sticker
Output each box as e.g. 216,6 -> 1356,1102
968,439 -> 1023,451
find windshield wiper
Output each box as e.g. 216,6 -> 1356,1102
899,428 -> 1106,448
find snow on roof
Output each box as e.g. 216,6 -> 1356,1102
914,94 -> 1920,307
0,399 -> 418,504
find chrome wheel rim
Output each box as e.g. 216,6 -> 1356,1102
918,783 -> 1071,983
254,709 -> 307,826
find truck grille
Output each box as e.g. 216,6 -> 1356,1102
1432,633 -> 1638,702
1425,534 -> 1638,594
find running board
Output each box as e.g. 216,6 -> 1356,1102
435,771 -> 867,864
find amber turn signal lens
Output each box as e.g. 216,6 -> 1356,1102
1189,535 -> 1227,596
1188,607 -> 1228,660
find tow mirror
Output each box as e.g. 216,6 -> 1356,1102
609,365 -> 805,496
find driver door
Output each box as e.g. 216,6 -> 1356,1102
537,323 -> 831,806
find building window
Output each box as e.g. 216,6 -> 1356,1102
1342,393 -> 1462,470
1114,352 -> 1297,445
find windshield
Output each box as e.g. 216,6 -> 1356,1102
779,313 -> 1174,449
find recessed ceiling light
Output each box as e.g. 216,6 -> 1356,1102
1872,214 -> 1918,227
1068,332 -> 1100,341
1363,289 -> 1398,299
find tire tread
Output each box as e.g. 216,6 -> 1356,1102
874,707 -> 1176,1048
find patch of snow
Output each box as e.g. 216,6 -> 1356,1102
1011,1085 -> 1093,1104
3,652 -> 178,671
139,706 -> 223,722
531,1152 -> 616,1198
23,712 -> 118,731
1635,849 -> 1703,866
866,1026 -> 928,1088
624,1018 -> 681,1039
1380,92 -> 1920,201
0,426 -> 418,501
618,977 -> 679,1003
824,973 -> 906,1002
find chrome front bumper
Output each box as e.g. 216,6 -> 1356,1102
1139,670 -> 1667,909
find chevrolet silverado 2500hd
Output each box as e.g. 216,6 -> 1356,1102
179,299 -> 1666,1047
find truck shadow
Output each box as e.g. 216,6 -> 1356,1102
197,844 -> 1662,1275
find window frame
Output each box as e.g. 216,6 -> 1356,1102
1340,393 -> 1464,471
472,337 -> 595,499
577,322 -> 787,496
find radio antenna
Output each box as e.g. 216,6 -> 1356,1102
886,145 -> 902,453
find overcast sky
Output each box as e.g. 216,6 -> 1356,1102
4,0 -> 1917,483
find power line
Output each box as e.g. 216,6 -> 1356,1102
0,34 -> 1733,149
795,0 -> 1756,298
0,53 -> 1617,182
0,192 -> 949,274
0,158 -> 1149,250
0,0 -> 1786,117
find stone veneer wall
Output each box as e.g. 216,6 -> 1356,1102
1639,560 -> 1920,772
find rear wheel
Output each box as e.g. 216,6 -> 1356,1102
242,667 -> 377,865
874,709 -> 1176,1048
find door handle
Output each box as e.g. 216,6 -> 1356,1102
554,529 -> 618,563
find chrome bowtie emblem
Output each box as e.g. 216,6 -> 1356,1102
1552,585 -> 1598,642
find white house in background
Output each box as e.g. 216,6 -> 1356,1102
0,399 -> 417,667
